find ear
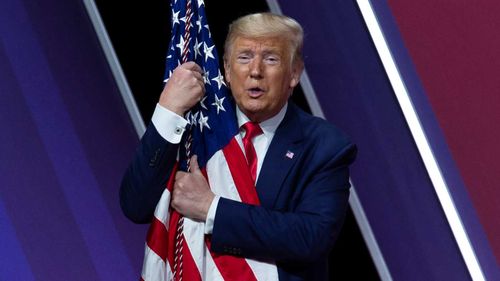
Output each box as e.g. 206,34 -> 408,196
289,63 -> 304,88
223,58 -> 231,84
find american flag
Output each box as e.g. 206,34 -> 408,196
140,0 -> 278,280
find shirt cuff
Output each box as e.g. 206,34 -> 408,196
151,103 -> 188,144
204,195 -> 220,234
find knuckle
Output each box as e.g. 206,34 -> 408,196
172,188 -> 181,199
171,199 -> 178,209
197,83 -> 205,92
176,181 -> 183,189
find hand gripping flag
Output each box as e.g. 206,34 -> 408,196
140,1 -> 278,280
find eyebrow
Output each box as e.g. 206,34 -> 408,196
234,47 -> 281,56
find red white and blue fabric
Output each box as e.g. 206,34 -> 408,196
140,0 -> 278,280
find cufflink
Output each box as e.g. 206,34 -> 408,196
174,126 -> 184,135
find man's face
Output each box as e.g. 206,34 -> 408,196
224,36 -> 302,123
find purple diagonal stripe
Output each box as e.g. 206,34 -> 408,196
0,36 -> 100,280
0,198 -> 35,281
0,0 -> 136,279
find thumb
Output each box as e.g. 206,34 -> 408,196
190,155 -> 202,174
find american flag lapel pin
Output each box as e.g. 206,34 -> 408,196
285,150 -> 294,159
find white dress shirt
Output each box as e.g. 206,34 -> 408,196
152,103 -> 288,234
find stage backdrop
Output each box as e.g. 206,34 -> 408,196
2,0 -> 499,280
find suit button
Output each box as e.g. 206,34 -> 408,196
149,148 -> 161,167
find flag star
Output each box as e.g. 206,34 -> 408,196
180,14 -> 189,24
204,24 -> 212,37
198,111 -> 210,132
212,94 -> 226,114
185,111 -> 192,124
200,96 -> 208,110
203,69 -> 211,85
197,0 -> 205,8
176,36 -> 186,54
172,11 -> 180,26
196,16 -> 203,32
204,42 -> 215,61
194,38 -> 202,59
190,111 -> 199,126
211,69 -> 226,89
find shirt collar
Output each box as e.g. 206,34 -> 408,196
236,102 -> 288,136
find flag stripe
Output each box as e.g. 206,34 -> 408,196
206,238 -> 258,281
166,162 -> 179,193
146,217 -> 169,261
222,139 -> 261,205
167,211 -> 181,269
206,150 -> 242,201
246,258 -> 279,280
204,243 -> 225,281
203,138 -> 265,280
183,217 -> 206,274
205,147 -> 261,280
181,234 -> 202,281
155,190 -> 172,228
141,245 -> 168,281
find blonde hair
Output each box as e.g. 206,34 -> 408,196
224,13 -> 304,67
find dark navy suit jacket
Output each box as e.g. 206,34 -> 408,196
120,103 -> 357,280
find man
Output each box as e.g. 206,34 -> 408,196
121,12 -> 357,280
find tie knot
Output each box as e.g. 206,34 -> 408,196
242,122 -> 262,141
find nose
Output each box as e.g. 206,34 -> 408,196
249,58 -> 263,79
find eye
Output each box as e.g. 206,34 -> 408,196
236,54 -> 251,64
264,55 -> 280,65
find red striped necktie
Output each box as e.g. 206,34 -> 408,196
242,122 -> 263,183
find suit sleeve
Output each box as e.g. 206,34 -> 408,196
210,141 -> 357,262
119,123 -> 179,224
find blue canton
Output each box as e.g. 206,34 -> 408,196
164,0 -> 238,170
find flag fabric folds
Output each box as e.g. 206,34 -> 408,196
140,0 -> 278,280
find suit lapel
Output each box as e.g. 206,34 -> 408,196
256,104 -> 304,208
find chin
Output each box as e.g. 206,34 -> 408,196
240,102 -> 264,114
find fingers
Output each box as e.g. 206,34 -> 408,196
182,62 -> 205,91
158,61 -> 206,115
175,171 -> 186,181
175,62 -> 205,96
171,161 -> 213,221
183,61 -> 203,74
189,155 -> 201,174
191,69 -> 203,81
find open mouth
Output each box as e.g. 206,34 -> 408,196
247,87 -> 265,97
